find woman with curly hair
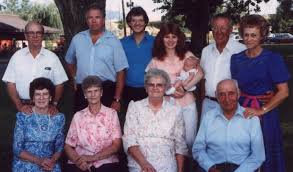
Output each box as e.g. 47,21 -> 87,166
231,14 -> 290,172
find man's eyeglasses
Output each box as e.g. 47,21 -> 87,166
211,26 -> 230,32
25,31 -> 43,37
147,83 -> 165,89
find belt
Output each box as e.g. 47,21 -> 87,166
205,96 -> 218,102
215,162 -> 239,171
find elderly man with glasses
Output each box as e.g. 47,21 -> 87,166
2,21 -> 68,114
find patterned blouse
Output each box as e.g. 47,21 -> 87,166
13,112 -> 65,172
65,105 -> 122,168
123,98 -> 188,172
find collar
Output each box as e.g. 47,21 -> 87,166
212,38 -> 234,53
129,31 -> 151,40
24,47 -> 45,56
83,29 -> 115,39
84,104 -> 107,117
141,97 -> 168,110
215,104 -> 245,119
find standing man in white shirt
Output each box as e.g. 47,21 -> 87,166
200,13 -> 246,116
2,21 -> 68,114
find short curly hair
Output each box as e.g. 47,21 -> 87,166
126,6 -> 149,26
82,75 -> 103,93
239,14 -> 269,43
29,77 -> 55,101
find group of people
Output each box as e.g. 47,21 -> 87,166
2,2 -> 290,172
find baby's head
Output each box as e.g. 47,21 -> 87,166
183,56 -> 198,71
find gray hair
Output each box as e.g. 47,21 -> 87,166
25,21 -> 44,33
82,75 -> 103,92
215,79 -> 240,96
211,13 -> 233,28
144,68 -> 171,88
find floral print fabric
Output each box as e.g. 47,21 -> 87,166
13,112 -> 65,172
123,98 -> 188,172
65,105 -> 122,168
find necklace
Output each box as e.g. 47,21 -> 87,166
32,108 -> 52,140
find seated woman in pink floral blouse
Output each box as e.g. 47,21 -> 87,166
65,76 -> 122,172
123,69 -> 188,172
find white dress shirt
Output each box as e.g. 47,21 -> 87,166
200,39 -> 246,97
192,105 -> 265,172
2,47 -> 68,99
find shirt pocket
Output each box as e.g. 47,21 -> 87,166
40,66 -> 53,80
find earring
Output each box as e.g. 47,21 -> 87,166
84,96 -> 87,99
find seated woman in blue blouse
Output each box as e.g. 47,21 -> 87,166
12,77 -> 65,171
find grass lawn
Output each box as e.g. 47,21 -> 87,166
0,44 -> 292,171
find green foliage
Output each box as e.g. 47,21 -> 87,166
270,0 -> 293,33
153,0 -> 272,28
3,0 -> 19,13
3,0 -> 62,29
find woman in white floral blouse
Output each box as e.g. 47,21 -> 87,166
123,68 -> 188,172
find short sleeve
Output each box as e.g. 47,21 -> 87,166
268,53 -> 291,84
2,54 -> 16,83
200,48 -> 207,79
122,101 -> 140,152
65,37 -> 76,64
174,109 -> 188,156
54,114 -> 65,153
110,110 -> 122,140
13,112 -> 26,156
112,38 -> 129,72
52,55 -> 68,85
230,54 -> 237,78
145,58 -> 157,72
65,113 -> 79,147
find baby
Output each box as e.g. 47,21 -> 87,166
165,56 -> 199,95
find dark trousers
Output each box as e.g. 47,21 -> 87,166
65,163 -> 120,172
198,162 -> 239,172
122,85 -> 147,108
74,80 -> 116,113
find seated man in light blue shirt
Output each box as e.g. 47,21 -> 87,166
65,3 -> 129,113
192,79 -> 265,172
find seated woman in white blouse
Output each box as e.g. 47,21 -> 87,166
123,68 -> 188,172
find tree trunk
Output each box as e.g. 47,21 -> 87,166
54,0 -> 106,48
186,0 -> 210,57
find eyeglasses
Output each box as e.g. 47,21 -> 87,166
25,31 -> 43,37
147,83 -> 165,89
130,19 -> 145,24
34,92 -> 50,99
211,26 -> 230,32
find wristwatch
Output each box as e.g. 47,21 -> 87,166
53,101 -> 58,106
113,98 -> 121,103
262,106 -> 268,113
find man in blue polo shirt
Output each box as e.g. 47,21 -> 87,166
65,3 -> 129,112
121,7 -> 155,107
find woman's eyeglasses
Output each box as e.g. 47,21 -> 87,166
147,83 -> 165,89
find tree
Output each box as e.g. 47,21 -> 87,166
54,0 -> 106,47
153,0 -> 271,55
3,0 -> 62,29
270,0 -> 293,33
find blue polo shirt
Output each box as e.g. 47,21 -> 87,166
121,32 -> 155,87
65,29 -> 129,83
